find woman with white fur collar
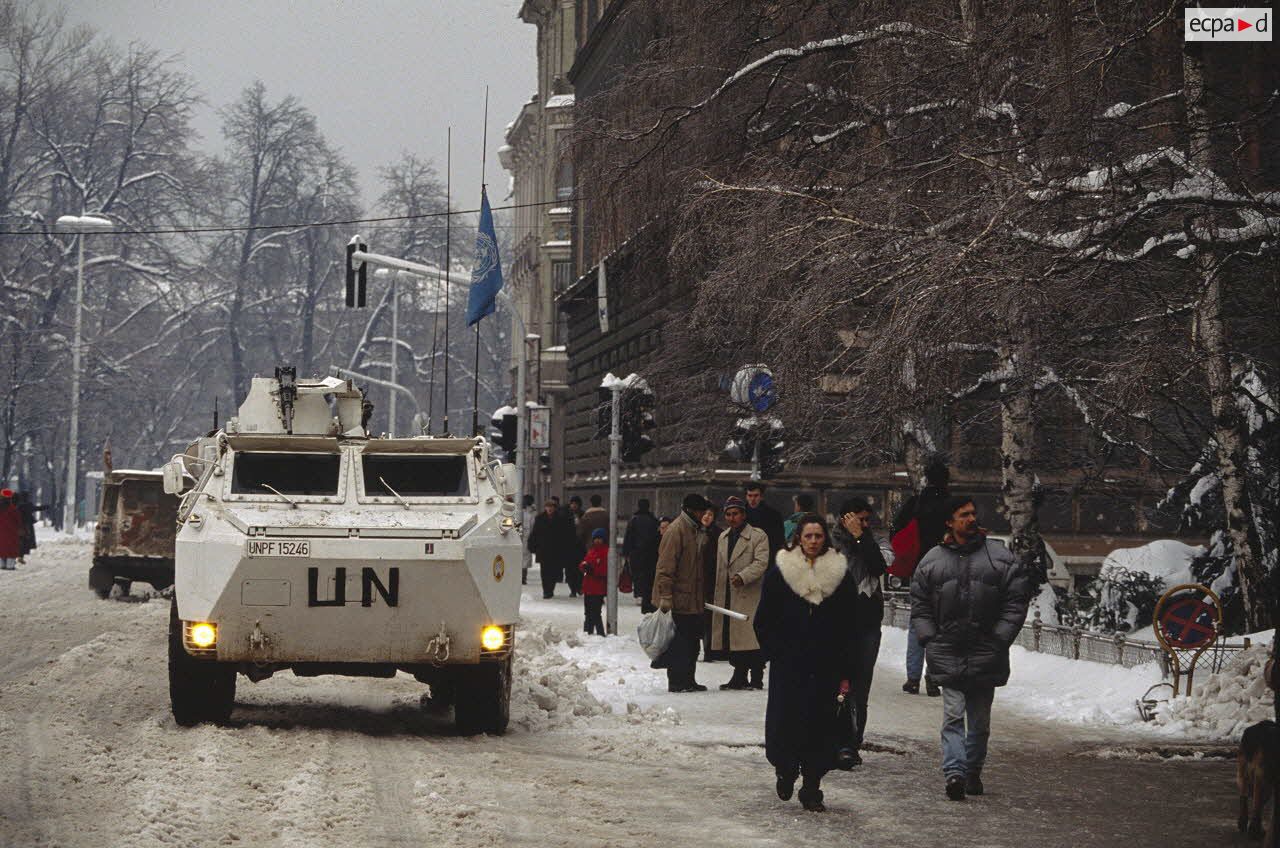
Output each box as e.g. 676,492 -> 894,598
752,513 -> 860,813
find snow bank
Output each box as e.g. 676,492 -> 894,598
510,622 -> 610,732
1101,539 -> 1203,586
1155,642 -> 1275,739
878,624 -> 1163,727
509,621 -> 680,732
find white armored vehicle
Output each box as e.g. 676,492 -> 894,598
162,368 -> 521,734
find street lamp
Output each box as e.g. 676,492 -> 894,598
373,268 -> 401,436
55,214 -> 114,532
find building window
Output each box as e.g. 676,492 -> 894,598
555,130 -> 574,201
552,261 -> 574,294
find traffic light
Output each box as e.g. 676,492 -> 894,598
723,419 -> 756,463
723,416 -> 783,477
345,235 -> 367,307
620,385 -> 656,462
758,417 -> 785,478
488,405 -> 517,460
538,452 -> 551,475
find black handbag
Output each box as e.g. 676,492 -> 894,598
832,680 -> 859,770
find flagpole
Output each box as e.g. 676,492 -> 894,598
427,244 -> 443,434
443,127 -> 451,436
472,86 -> 489,437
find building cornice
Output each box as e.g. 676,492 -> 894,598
518,0 -> 555,25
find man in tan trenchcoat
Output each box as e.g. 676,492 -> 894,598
710,496 -> 770,689
652,493 -> 712,692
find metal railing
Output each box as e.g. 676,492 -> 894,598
882,592 -> 1252,679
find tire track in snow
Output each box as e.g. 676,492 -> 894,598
114,731 -> 227,847
361,734 -> 432,846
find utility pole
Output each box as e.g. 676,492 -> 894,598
66,231 -> 85,531
514,333 -> 529,558
607,381 -> 622,635
55,214 -> 113,532
389,271 -> 398,436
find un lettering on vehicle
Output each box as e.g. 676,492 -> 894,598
245,539 -> 311,557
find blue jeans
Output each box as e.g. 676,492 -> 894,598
906,626 -> 926,681
940,685 -> 995,778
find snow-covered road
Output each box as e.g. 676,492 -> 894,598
0,539 -> 1246,847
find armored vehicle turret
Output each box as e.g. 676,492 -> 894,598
162,368 -> 522,734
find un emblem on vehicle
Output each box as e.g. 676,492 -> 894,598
492,555 -> 505,581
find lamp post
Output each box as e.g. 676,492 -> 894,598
55,214 -> 114,532
373,268 -> 405,436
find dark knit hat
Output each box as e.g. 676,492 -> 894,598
723,495 -> 746,513
682,493 -> 712,512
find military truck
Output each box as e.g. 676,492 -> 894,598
90,469 -> 180,598
162,368 -> 522,734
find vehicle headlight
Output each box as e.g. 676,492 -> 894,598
189,622 -> 217,649
480,625 -> 506,652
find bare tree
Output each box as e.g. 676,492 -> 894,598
572,0 -> 1276,613
212,81 -> 326,404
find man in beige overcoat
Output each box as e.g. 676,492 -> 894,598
710,496 -> 770,689
652,493 -> 712,692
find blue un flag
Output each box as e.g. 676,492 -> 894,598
465,187 -> 503,326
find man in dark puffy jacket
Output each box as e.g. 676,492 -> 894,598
910,496 -> 1030,803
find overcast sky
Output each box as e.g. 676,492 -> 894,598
41,0 -> 536,212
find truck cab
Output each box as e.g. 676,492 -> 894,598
91,470 -> 180,598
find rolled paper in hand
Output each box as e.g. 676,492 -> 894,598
704,602 -> 748,621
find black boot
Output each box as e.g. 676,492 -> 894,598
798,781 -> 825,812
902,679 -> 920,694
776,772 -> 796,801
719,668 -> 749,690
748,666 -> 765,689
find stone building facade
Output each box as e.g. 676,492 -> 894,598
499,0 -> 579,504
511,0 -> 1200,578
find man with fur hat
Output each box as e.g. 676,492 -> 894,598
710,496 -> 771,689
652,493 -> 713,692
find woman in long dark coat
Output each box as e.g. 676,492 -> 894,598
753,514 -> 859,812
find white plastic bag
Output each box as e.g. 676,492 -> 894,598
637,609 -> 676,660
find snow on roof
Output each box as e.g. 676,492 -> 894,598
1100,539 -> 1204,585
545,94 -> 575,109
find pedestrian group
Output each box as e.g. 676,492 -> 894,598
0,489 -> 42,570
527,473 -> 1031,812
